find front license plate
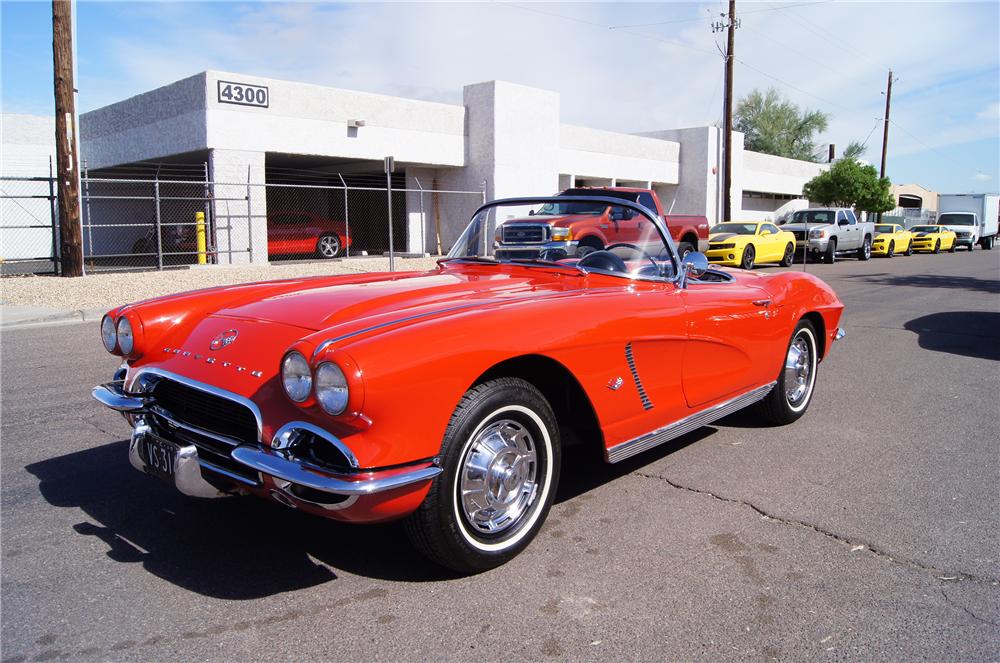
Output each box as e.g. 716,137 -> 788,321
140,436 -> 178,481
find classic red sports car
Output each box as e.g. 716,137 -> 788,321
266,209 -> 351,259
94,196 -> 844,573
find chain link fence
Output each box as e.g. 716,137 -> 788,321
1,164 -> 485,275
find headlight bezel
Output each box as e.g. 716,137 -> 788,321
550,226 -> 572,241
808,228 -> 826,239
101,315 -> 118,353
116,317 -> 135,355
314,362 -> 350,416
281,351 -> 313,403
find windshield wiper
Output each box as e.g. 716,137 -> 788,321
508,258 -> 587,275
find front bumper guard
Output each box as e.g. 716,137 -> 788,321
95,380 -> 442,500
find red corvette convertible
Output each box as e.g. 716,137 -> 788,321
94,197 -> 844,573
267,209 -> 351,259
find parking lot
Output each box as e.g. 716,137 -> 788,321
1,249 -> 998,661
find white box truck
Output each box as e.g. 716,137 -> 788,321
936,194 -> 999,250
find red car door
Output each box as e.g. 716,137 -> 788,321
680,280 -> 786,408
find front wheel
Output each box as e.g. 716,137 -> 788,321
404,378 -> 560,574
905,242 -> 913,256
757,320 -> 819,425
933,240 -> 941,254
823,239 -> 837,264
857,236 -> 872,260
741,244 -> 756,270
780,243 -> 794,267
316,233 -> 342,258
886,241 -> 895,258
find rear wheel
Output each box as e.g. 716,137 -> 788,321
741,244 -> 756,270
757,320 -> 819,425
886,241 -> 895,258
316,233 -> 342,258
780,243 -> 794,267
676,241 -> 695,260
404,378 -> 560,574
948,241 -> 956,253
857,236 -> 872,260
982,236 -> 995,250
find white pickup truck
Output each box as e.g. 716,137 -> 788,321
936,194 -> 998,251
777,208 -> 875,264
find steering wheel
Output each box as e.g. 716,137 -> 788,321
605,243 -> 661,273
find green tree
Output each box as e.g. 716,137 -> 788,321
735,88 -> 830,162
802,159 -> 895,213
840,141 -> 866,161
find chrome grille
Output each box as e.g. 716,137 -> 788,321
501,224 -> 548,244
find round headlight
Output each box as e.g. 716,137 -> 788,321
116,317 -> 134,355
282,352 -> 312,403
315,362 -> 349,415
101,315 -> 117,353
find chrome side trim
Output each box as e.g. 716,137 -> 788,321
271,421 -> 360,468
92,382 -> 147,412
128,367 -> 264,443
605,381 -> 776,463
835,327 -> 846,341
230,445 -> 442,496
624,342 -> 653,411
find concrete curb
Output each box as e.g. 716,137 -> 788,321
0,306 -> 107,330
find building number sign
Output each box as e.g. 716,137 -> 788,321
217,81 -> 269,108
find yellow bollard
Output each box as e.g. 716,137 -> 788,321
195,211 -> 207,265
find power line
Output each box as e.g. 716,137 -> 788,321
609,0 -> 834,30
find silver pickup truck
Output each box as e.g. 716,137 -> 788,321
778,208 -> 875,263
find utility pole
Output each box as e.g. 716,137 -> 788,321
52,0 -> 83,276
877,68 -> 894,224
714,1 -> 739,223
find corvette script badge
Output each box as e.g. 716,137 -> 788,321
209,329 -> 239,351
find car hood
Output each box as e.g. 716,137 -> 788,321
505,213 -> 604,226
777,223 -> 832,232
207,267 -> 577,334
708,233 -> 748,243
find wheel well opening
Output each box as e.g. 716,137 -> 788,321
578,235 -> 603,249
475,355 -> 604,455
801,312 -> 827,359
681,233 -> 698,246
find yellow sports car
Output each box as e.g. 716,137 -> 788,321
705,221 -> 796,269
909,225 -> 957,253
871,223 -> 913,257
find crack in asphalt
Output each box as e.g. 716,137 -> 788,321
634,471 -> 1000,587
940,588 -> 999,628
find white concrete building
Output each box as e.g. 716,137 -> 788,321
7,71 -> 830,265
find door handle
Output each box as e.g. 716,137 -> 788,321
752,299 -> 772,308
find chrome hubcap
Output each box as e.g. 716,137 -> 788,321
784,334 -> 813,405
459,419 -> 538,535
319,236 -> 339,257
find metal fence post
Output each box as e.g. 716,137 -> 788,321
415,177 -> 426,255
246,165 -> 253,262
82,159 -> 93,259
153,177 -> 164,270
338,173 -> 350,258
203,162 -> 215,264
385,157 -> 395,272
48,156 -> 60,275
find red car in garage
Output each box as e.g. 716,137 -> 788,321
267,209 -> 351,259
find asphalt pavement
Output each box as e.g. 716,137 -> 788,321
2,248 -> 998,661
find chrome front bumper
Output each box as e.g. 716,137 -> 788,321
495,239 -> 579,258
94,379 -> 442,502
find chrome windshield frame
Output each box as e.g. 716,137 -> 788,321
454,195 -> 681,284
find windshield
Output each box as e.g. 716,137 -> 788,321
937,213 -> 976,226
534,201 -> 607,216
711,223 -> 758,235
875,225 -> 897,234
446,198 -> 676,281
788,210 -> 837,225
911,226 -> 939,233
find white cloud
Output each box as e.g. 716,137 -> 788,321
973,172 -> 992,181
978,102 -> 1000,121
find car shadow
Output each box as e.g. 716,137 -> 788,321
840,272 -> 1000,295
25,441 -> 458,598
903,311 -> 1000,361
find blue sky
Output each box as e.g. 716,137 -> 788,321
2,1 -> 997,194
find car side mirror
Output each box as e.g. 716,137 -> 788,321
760,229 -> 771,236
679,252 -> 708,288
838,219 -> 849,226
528,210 -> 535,216
610,209 -> 625,221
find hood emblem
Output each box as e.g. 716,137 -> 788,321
210,329 -> 239,351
